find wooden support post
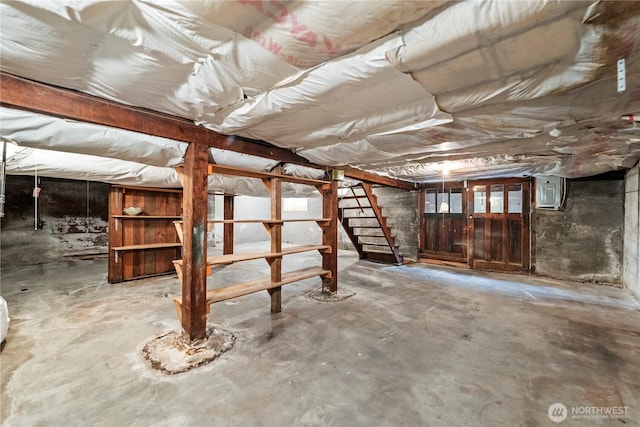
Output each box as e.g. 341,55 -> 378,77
418,188 -> 425,257
180,143 -> 209,344
268,177 -> 282,313
321,181 -> 339,293
223,195 -> 234,255
107,186 -> 124,283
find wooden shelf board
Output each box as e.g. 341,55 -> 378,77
283,218 -> 331,223
112,215 -> 182,219
174,266 -> 330,306
173,244 -> 330,266
174,218 -> 331,224
209,164 -> 329,186
112,243 -> 182,251
181,219 -> 274,224
281,244 -> 331,256
111,185 -> 182,194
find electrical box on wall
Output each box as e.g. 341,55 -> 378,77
536,176 -> 562,209
535,176 -> 562,209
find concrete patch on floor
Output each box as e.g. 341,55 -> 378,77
307,287 -> 355,302
141,325 -> 235,375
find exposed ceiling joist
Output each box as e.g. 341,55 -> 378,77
0,73 -> 415,190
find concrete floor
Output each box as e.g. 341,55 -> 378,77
1,243 -> 639,426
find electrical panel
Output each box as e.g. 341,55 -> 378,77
535,176 -> 562,209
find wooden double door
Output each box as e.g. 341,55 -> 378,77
420,178 -> 531,272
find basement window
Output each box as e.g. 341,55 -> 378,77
425,190 -> 436,213
283,198 -> 308,212
437,191 -> 449,213
474,186 -> 486,213
508,184 -> 523,213
449,189 -> 463,213
490,184 -> 504,213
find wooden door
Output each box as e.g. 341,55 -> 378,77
420,183 -> 467,262
468,179 -> 531,272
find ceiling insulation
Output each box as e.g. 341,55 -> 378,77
1,0 -> 640,193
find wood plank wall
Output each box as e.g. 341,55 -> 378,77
107,186 -> 182,283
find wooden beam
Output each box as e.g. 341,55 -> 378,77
0,72 -> 309,165
342,166 -> 416,190
210,164 -> 328,186
0,72 -> 416,190
223,195 -> 234,255
321,181 -> 339,293
180,143 -> 209,343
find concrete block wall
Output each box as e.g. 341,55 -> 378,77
1,175 -> 109,268
337,186 -> 419,260
371,186 -> 420,261
534,179 -> 624,284
624,164 -> 639,298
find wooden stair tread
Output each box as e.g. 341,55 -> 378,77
364,252 -> 404,265
338,182 -> 403,265
174,266 -> 331,306
172,244 -> 330,266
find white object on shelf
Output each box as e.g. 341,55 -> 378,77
123,207 -> 142,216
0,296 -> 9,343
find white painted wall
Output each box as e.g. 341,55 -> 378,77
624,163 -> 640,298
212,195 -> 270,246
210,195 -> 326,246
282,197 -> 324,245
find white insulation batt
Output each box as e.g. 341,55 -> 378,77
1,0 -> 640,188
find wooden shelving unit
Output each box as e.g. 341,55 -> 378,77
108,186 -> 182,283
172,165 -> 338,319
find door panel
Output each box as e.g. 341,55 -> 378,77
490,218 -> 503,260
420,179 -> 530,271
469,179 -> 531,272
508,218 -> 522,264
473,217 -> 485,260
421,184 -> 467,262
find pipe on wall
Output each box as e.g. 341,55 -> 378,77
0,141 -> 6,218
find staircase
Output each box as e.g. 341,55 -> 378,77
338,183 -> 403,265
